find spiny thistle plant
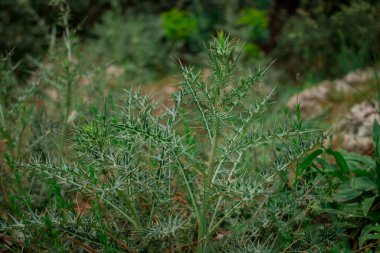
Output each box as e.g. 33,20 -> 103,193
1,33 -> 325,252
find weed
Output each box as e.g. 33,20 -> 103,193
294,120 -> 380,251
1,33 -> 325,252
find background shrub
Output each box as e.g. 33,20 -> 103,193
274,0 -> 380,81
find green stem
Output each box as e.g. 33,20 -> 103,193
16,122 -> 26,159
208,151 -> 243,231
117,190 -> 143,229
197,118 -> 220,253
27,163 -> 138,227
207,200 -> 243,237
197,58 -> 227,252
206,121 -> 220,187
65,71 -> 72,122
61,63 -> 73,148
61,1 -> 73,142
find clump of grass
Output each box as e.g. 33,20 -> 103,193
1,33 -> 325,252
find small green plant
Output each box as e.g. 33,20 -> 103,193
160,8 -> 198,41
1,33 -> 324,252
295,120 -> 380,251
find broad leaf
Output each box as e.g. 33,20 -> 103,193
351,177 -> 377,192
325,203 -> 363,218
333,187 -> 362,202
341,150 -> 375,175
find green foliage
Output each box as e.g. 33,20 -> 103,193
0,0 -> 49,71
0,0 -> 111,74
236,8 -> 269,59
374,120 -> 380,192
1,33 -> 325,252
275,0 -> 380,81
296,122 -> 380,251
242,43 -> 261,59
0,54 -> 38,158
160,8 -> 198,40
87,10 -> 169,82
237,8 -> 268,32
0,1 -> 112,158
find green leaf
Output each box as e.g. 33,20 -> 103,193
342,203 -> 365,217
374,120 -> 380,192
325,203 -> 363,217
362,195 -> 377,217
351,177 -> 377,192
359,224 -> 380,248
296,149 -> 323,175
326,149 -> 349,175
374,120 -> 380,159
333,187 -> 362,202
0,103 -> 5,130
341,150 -> 375,175
350,169 -> 372,176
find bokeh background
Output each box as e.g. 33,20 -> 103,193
2,0 -> 379,83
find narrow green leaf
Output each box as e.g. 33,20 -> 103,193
362,195 -> 377,217
359,224 -> 380,248
0,103 -> 5,130
374,120 -> 380,159
296,149 -> 323,175
373,120 -> 380,192
326,149 -> 349,175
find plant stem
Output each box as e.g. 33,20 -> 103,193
61,0 -> 74,136
65,69 -> 73,122
208,151 -> 243,231
198,116 -> 220,253
16,122 -> 26,160
206,120 -> 220,187
117,190 -> 143,229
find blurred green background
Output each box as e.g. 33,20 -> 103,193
1,0 -> 379,84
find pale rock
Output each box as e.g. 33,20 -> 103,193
344,69 -> 371,84
287,81 -> 330,117
79,76 -> 92,87
287,67 -> 379,118
106,65 -> 125,77
45,88 -> 58,101
333,101 -> 379,154
162,84 -> 177,95
333,80 -> 351,93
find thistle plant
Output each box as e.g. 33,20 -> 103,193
1,33 -> 325,252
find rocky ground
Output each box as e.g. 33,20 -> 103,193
288,67 -> 380,154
